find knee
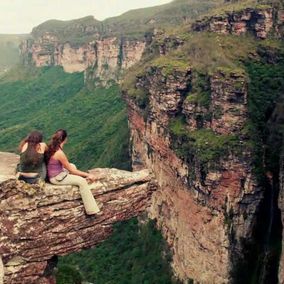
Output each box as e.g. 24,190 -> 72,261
70,163 -> 77,170
75,176 -> 88,188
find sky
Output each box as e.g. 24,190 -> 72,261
0,0 -> 172,34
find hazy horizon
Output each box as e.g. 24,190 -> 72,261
0,0 -> 172,34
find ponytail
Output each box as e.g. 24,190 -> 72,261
46,129 -> 67,162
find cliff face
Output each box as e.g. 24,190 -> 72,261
123,3 -> 283,283
183,70 -> 247,134
125,69 -> 260,283
20,34 -> 146,84
192,6 -> 283,39
279,147 -> 284,284
0,153 -> 157,284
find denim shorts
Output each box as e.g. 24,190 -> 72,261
18,174 -> 40,184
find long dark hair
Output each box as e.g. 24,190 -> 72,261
19,131 -> 43,152
19,131 -> 44,165
46,129 -> 67,162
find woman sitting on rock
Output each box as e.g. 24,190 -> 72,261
46,129 -> 101,215
18,130 -> 48,184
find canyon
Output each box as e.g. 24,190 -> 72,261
1,0 -> 284,283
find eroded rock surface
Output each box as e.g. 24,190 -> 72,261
0,152 -> 19,183
192,6 -> 281,39
0,153 -> 156,283
125,74 -> 260,283
20,34 -> 146,84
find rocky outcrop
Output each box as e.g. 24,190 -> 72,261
192,6 -> 282,39
0,152 -> 19,183
20,34 -> 146,84
0,152 -> 157,283
182,69 -> 248,134
209,69 -> 248,134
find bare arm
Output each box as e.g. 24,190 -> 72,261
40,142 -> 48,153
20,142 -> 28,153
55,150 -> 89,178
44,143 -> 48,152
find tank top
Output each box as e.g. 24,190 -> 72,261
19,144 -> 46,179
47,157 -> 64,178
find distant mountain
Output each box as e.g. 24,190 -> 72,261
31,0 -> 223,43
20,0 -> 225,84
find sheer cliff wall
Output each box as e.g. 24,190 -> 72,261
123,4 -> 284,283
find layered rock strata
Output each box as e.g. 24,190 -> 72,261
192,6 -> 283,39
182,70 -> 248,134
20,34 -> 146,83
19,4 -> 284,86
124,63 -> 262,283
0,152 -> 157,284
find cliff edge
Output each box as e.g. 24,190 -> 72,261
0,152 -> 157,284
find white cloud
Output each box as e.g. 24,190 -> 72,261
0,0 -> 172,34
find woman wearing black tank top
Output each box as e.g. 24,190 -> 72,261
18,131 -> 48,184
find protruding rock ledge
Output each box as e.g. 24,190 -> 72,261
0,152 -> 157,283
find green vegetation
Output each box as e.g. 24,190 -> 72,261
32,0 -> 224,43
123,30 -> 284,123
0,64 -> 42,82
173,33 -> 256,74
169,116 -> 239,167
151,56 -> 189,76
245,56 -> 284,178
0,65 -> 179,283
56,265 -> 83,284
122,53 -> 189,106
31,16 -> 102,47
123,34 -> 277,173
204,0 -> 270,17
0,66 -> 130,170
136,31 -> 283,79
56,218 -> 179,284
228,47 -> 284,284
1,2 -> 282,283
123,33 -> 257,101
186,72 -> 211,108
0,34 -> 28,75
